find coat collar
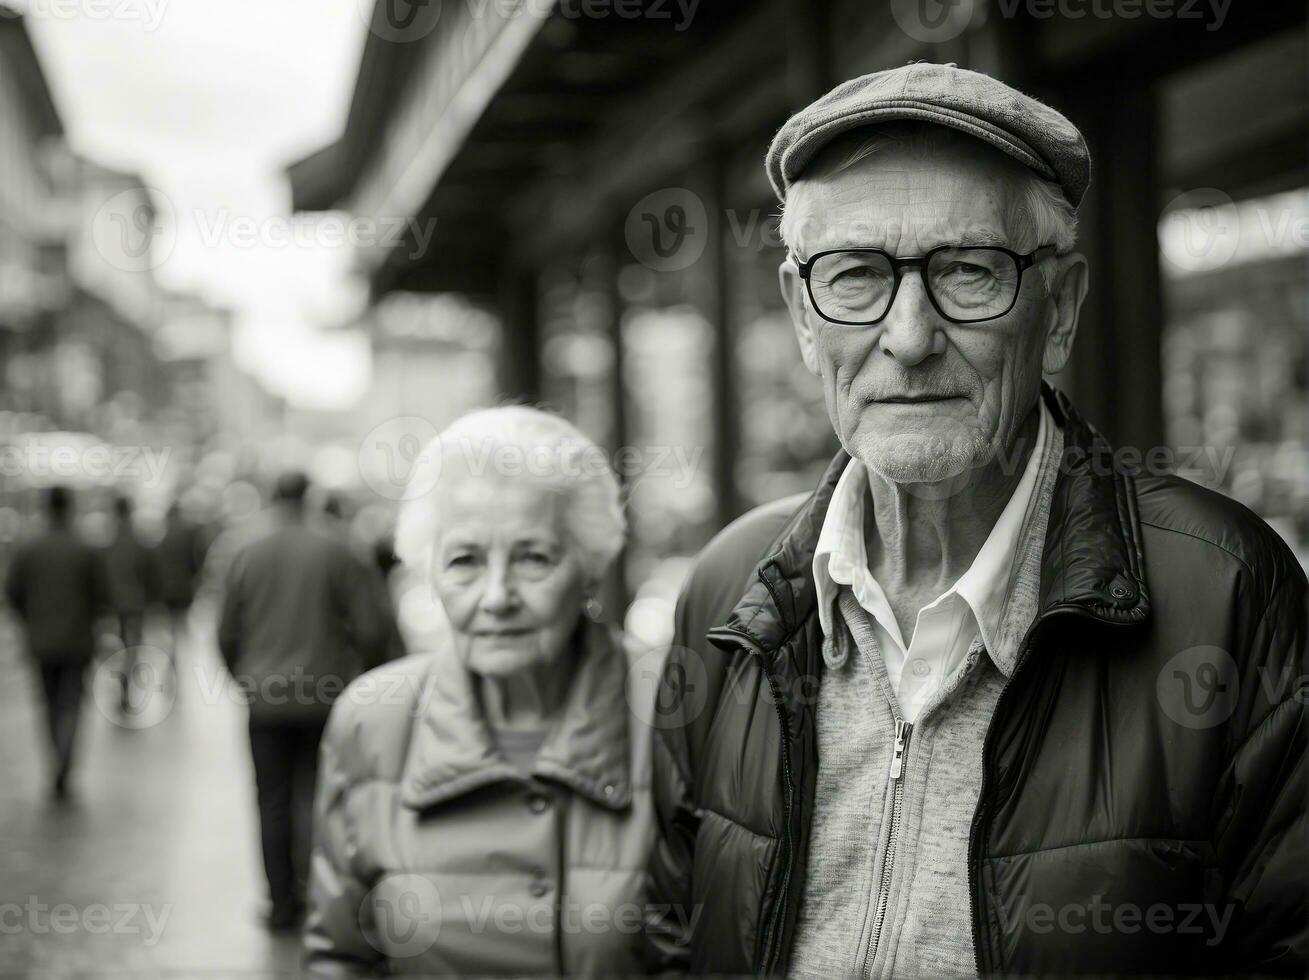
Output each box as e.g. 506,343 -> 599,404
714,384 -> 1151,658
401,618 -> 633,813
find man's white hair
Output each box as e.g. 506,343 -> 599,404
394,406 -> 626,582
778,124 -> 1078,290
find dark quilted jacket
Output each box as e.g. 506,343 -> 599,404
645,387 -> 1308,977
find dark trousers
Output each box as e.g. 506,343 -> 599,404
247,717 -> 327,912
38,660 -> 86,778
115,612 -> 145,712
165,604 -> 189,661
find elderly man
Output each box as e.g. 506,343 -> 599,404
645,63 -> 1306,977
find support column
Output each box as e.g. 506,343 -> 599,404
496,267 -> 542,403
604,242 -> 630,607
1057,74 -> 1165,451
786,0 -> 831,105
707,146 -> 743,529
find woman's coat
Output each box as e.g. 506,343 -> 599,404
304,619 -> 659,977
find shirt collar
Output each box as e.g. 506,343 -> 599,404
400,619 -> 633,812
951,401 -> 1050,672
812,400 -> 1056,675
813,450 -> 872,638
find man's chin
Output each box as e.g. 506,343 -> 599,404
853,434 -> 989,488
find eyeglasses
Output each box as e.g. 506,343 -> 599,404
795,244 -> 1057,325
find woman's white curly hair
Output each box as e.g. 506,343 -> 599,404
393,406 -> 626,582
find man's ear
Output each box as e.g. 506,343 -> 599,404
1041,251 -> 1089,375
779,259 -> 822,376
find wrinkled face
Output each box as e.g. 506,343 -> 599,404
782,137 -> 1071,485
431,475 -> 587,677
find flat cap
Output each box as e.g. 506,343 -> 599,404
766,62 -> 1091,208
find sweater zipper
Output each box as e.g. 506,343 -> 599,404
707,625 -> 794,974
864,717 -> 912,978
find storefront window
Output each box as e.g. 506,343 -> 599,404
1159,189 -> 1309,567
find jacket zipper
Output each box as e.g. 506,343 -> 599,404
707,625 -> 794,975
553,784 -> 567,975
968,606 -> 1100,976
864,717 -> 912,978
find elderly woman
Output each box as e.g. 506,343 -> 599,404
304,407 -> 655,977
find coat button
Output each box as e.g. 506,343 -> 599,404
527,793 -> 549,814
1111,584 -> 1134,599
528,876 -> 550,898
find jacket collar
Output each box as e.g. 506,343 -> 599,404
401,618 -> 633,813
714,384 -> 1151,658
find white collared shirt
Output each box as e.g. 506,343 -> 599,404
813,402 -> 1053,722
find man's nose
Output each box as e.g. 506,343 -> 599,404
877,275 -> 943,367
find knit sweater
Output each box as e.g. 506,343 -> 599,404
788,419 -> 1064,979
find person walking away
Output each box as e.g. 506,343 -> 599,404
153,501 -> 206,664
218,471 -> 387,931
101,495 -> 155,717
5,486 -> 106,800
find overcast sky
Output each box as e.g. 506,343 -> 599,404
22,0 -> 373,410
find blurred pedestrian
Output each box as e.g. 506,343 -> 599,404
361,529 -> 406,664
4,486 -> 106,800
320,490 -> 347,528
218,471 -> 388,932
304,407 -> 655,977
152,501 -> 206,661
101,495 -> 155,716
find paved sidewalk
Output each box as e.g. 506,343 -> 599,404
0,608 -> 305,979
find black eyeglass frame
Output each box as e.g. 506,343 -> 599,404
795,243 -> 1058,325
